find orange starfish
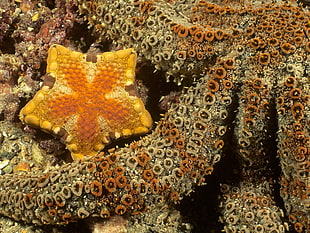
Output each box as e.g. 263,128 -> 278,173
19,44 -> 153,160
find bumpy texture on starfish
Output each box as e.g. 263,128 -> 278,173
19,44 -> 153,160
0,0 -> 309,232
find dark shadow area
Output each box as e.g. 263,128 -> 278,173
178,87 -> 241,233
68,21 -> 98,53
45,0 -> 56,10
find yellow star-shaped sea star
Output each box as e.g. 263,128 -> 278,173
19,44 -> 153,160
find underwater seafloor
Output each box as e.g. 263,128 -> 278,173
0,0 -> 309,232
0,1 -> 225,232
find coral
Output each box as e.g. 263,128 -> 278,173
0,0 -> 309,232
0,54 -> 23,120
19,44 -> 153,160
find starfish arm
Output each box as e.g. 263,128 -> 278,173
234,67 -> 277,173
0,72 -> 232,225
93,48 -> 137,92
219,180 -> 286,232
3,0 -> 310,231
276,75 -> 310,233
219,72 -> 288,231
46,95 -> 80,120
47,44 -> 89,93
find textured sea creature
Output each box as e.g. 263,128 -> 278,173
0,63 -> 226,226
0,0 -> 309,232
219,180 -> 287,232
19,44 -> 153,160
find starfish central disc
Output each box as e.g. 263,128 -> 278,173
20,44 -> 153,160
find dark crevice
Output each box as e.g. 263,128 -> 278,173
266,98 -> 286,211
178,85 -> 241,233
178,150 -> 242,233
268,91 -> 296,232
0,8 -> 19,53
41,219 -> 92,233
298,0 -> 310,6
0,112 -> 5,121
45,0 -> 56,10
136,63 -> 182,121
0,29 -> 16,54
39,61 -> 47,77
68,21 -> 98,53
60,219 -> 92,233
18,97 -> 31,111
